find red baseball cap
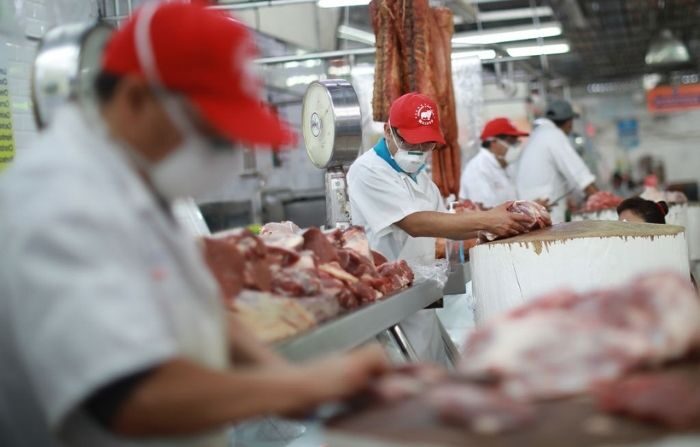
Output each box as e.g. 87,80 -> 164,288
101,1 -> 296,148
388,93 -> 446,145
481,118 -> 529,140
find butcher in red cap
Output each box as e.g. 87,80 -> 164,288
459,117 -> 533,208
0,2 -> 389,446
347,94 -> 533,365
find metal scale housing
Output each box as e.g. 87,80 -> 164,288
301,79 -> 362,229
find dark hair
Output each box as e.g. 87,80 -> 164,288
94,71 -> 122,103
481,134 -> 508,149
617,197 -> 669,224
552,118 -> 572,128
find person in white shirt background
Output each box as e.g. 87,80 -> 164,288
516,99 -> 599,223
0,4 -> 390,447
459,117 -> 530,208
347,92 -> 534,365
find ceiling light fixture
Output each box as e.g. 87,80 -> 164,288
505,41 -> 570,57
318,0 -> 370,8
451,49 -> 497,60
452,23 -> 561,45
477,6 -> 553,22
337,24 -> 375,45
645,29 -> 690,66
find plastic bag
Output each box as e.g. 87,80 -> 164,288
409,259 -> 449,289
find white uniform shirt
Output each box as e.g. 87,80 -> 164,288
347,143 -> 448,366
347,145 -> 446,263
515,118 -> 595,223
459,148 -> 517,208
0,105 -> 229,447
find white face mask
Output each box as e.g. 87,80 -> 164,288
504,143 -> 523,164
151,97 -> 238,201
390,127 -> 430,173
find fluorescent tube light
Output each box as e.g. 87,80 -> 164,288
452,49 -> 497,60
337,24 -> 375,45
478,6 -> 553,22
452,23 -> 561,45
318,0 -> 370,8
505,42 -> 569,57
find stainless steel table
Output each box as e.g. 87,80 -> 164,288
276,280 -> 443,362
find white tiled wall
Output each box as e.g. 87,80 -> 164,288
1,0 -> 99,153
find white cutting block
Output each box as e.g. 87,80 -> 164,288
688,202 -> 700,261
470,221 -> 689,324
571,209 -> 618,222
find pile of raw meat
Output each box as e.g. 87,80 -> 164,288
370,0 -> 460,197
641,187 -> 688,204
481,200 -> 551,242
203,223 -> 414,341
583,191 -> 623,212
369,272 -> 700,433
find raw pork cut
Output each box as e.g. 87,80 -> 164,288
233,291 -> 316,342
427,384 -> 535,434
594,371 -> 700,429
584,191 -> 623,212
481,200 -> 551,242
458,272 -> 700,400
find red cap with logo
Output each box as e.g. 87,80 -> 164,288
388,93 -> 446,145
101,1 -> 296,148
481,117 -> 529,141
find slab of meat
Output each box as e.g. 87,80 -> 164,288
371,249 -> 388,267
270,266 -> 321,297
377,260 -> 414,291
265,246 -> 300,268
233,291 -> 316,342
458,272 -> 700,401
202,237 -> 245,301
338,248 -> 378,279
260,221 -> 302,236
303,227 -> 340,264
584,191 -> 623,212
426,383 -> 535,434
203,231 -> 272,295
341,225 -> 373,262
593,371 -> 700,429
481,200 -> 551,242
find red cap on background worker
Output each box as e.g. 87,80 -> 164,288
459,117 -> 529,207
0,2 -> 389,446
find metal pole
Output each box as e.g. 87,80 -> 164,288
209,0 -> 317,10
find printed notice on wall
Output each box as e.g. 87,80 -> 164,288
0,66 -> 14,171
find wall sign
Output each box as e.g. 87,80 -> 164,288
0,67 -> 14,171
647,84 -> 700,112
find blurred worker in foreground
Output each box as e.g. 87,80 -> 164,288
460,117 -> 531,208
516,99 -> 598,223
0,3 -> 388,447
347,93 -> 534,365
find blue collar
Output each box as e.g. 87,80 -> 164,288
373,138 -> 424,182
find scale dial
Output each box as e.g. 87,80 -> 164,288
302,82 -> 337,169
301,80 -> 362,169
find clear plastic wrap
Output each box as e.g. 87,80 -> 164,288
409,259 -> 449,289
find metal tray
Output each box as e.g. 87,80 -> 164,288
276,280 -> 443,362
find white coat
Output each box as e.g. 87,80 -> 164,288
347,141 -> 448,366
459,148 -> 517,208
0,105 -> 229,447
515,118 -> 595,223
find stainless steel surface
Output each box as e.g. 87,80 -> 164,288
302,79 -> 362,169
324,168 -> 352,229
443,263 -> 470,295
437,319 -> 460,368
31,22 -> 112,128
210,0 -> 316,10
276,280 -> 443,362
388,325 -> 419,362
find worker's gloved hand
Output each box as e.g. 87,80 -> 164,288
281,344 -> 391,418
482,202 -> 534,237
